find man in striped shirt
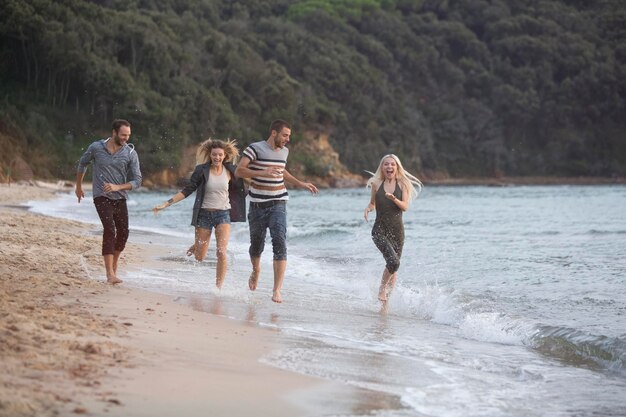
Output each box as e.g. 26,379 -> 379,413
236,119 -> 318,303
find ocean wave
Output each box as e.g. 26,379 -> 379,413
391,284 -> 625,375
393,284 -> 532,346
529,325 -> 626,375
586,229 -> 626,235
521,230 -> 561,236
287,227 -> 353,239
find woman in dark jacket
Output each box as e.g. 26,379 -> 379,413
153,139 -> 246,288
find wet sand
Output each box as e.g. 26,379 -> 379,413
0,183 -> 357,417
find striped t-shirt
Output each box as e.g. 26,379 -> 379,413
242,140 -> 289,203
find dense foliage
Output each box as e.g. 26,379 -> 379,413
1,0 -> 625,179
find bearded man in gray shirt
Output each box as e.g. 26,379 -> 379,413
75,119 -> 142,284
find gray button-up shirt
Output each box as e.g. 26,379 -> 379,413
77,138 -> 142,200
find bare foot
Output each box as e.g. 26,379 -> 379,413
272,290 -> 282,303
248,273 -> 259,291
186,244 -> 195,257
107,276 -> 123,285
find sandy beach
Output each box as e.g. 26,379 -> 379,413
0,183 -> 350,417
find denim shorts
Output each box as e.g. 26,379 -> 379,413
248,201 -> 287,260
197,209 -> 230,230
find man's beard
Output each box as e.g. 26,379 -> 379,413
113,135 -> 123,146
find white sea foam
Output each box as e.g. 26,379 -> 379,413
27,193 -> 100,224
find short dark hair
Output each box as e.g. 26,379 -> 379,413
269,119 -> 290,135
112,119 -> 131,133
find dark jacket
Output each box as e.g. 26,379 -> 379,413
180,162 -> 246,226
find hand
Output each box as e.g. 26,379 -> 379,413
152,202 -> 169,216
75,187 -> 84,203
385,192 -> 397,201
364,207 -> 372,222
265,167 -> 283,178
103,183 -> 120,193
304,182 -> 319,194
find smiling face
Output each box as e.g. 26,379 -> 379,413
112,125 -> 131,146
272,127 -> 291,149
382,156 -> 397,180
210,147 -> 225,166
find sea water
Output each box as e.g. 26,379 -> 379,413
28,186 -> 626,416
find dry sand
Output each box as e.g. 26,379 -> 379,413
0,183 -> 353,417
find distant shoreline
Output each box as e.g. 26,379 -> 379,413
422,176 -> 626,186
3,175 -> 626,193
314,175 -> 626,188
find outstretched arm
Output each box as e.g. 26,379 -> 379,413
153,192 -> 186,215
283,169 -> 318,194
153,164 -> 207,216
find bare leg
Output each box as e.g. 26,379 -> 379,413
387,273 -> 397,299
378,269 -> 396,302
112,250 -> 122,276
249,256 -> 260,291
378,269 -> 391,301
194,227 -> 212,262
248,256 -> 261,291
103,254 -> 122,284
272,260 -> 286,303
379,300 -> 389,315
214,224 -> 230,289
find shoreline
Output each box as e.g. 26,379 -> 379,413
0,183 -> 370,417
422,176 -> 626,186
151,175 -> 626,190
6,175 -> 625,195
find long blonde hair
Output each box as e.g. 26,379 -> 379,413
366,154 -> 423,200
196,139 -> 239,165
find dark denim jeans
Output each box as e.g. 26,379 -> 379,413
248,201 -> 287,260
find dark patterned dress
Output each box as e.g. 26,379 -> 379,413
372,182 -> 404,274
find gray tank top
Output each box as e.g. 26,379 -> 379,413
201,168 -> 231,210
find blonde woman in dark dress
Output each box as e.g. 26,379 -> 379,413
364,154 -> 422,306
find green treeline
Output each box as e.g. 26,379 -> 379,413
1,0 -> 625,179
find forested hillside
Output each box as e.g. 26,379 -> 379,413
1,0 -> 625,180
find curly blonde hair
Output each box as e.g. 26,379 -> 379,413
366,154 -> 423,200
196,139 -> 239,165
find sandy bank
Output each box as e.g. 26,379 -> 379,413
0,183 -> 353,417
